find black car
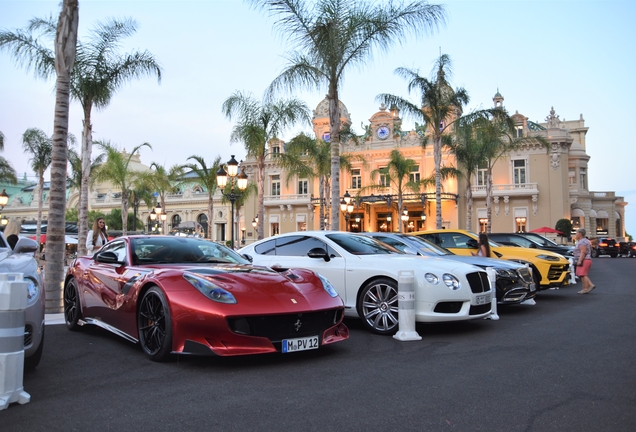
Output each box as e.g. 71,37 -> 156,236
592,238 -> 620,258
362,232 -> 536,304
619,241 -> 636,257
490,233 -> 574,258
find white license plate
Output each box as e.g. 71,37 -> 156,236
281,335 -> 320,353
529,283 -> 536,292
475,294 -> 491,305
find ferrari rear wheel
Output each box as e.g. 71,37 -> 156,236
64,278 -> 82,331
358,278 -> 399,335
138,286 -> 173,362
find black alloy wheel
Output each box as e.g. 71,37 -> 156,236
137,286 -> 173,362
358,278 -> 399,335
64,278 -> 82,331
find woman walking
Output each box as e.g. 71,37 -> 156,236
86,217 -> 108,255
472,233 -> 491,257
574,228 -> 595,294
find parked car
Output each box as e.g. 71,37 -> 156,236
618,241 -> 636,257
592,237 -> 620,258
488,233 -> 574,257
0,232 -> 45,370
362,232 -> 536,304
412,229 -> 571,290
64,235 -> 348,361
239,231 -> 493,335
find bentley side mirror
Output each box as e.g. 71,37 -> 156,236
307,247 -> 330,262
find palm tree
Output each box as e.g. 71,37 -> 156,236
93,141 -> 152,235
378,54 -> 469,230
67,147 -> 105,205
0,131 -> 18,184
222,91 -> 310,239
249,0 -> 446,230
22,128 -> 53,245
184,155 -> 222,239
364,150 -> 421,233
47,0 -> 78,314
446,118 -> 488,231
0,16 -> 162,256
137,162 -> 185,231
276,133 -> 362,230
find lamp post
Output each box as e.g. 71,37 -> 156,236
241,227 -> 246,245
0,189 -> 8,226
217,155 -> 248,250
340,193 -> 354,232
149,208 -> 157,234
401,206 -> 409,233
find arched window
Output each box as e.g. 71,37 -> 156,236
171,214 -> 181,228
197,213 -> 209,238
193,185 -> 204,193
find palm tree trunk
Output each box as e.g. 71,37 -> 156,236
257,155 -> 265,239
121,193 -> 129,235
329,90 -> 342,231
207,194 -> 214,240
434,134 -> 443,229
486,165 -> 493,234
398,195 -> 404,233
319,176 -> 325,230
78,102 -> 93,256
465,179 -> 473,231
45,0 -> 78,314
36,172 -> 44,246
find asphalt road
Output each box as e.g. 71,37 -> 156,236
4,258 -> 636,431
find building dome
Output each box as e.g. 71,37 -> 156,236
569,140 -> 588,158
313,98 -> 351,124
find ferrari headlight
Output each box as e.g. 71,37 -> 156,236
425,273 -> 439,284
536,254 -> 560,262
183,273 -> 236,304
443,274 -> 461,290
25,277 -> 40,305
317,274 -> 339,298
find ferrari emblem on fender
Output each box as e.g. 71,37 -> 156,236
294,319 -> 302,331
291,298 -> 297,304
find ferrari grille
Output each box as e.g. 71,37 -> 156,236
228,309 -> 342,342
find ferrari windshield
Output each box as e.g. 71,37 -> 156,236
326,233 -> 402,255
131,237 -> 249,265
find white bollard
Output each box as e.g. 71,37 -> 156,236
393,270 -> 422,341
0,273 -> 31,410
521,264 -> 537,305
484,267 -> 499,320
568,258 -> 577,285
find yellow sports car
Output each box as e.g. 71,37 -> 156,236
411,230 -> 570,290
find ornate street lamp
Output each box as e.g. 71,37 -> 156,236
0,189 -> 8,226
401,206 -> 409,232
340,196 -> 354,232
217,155 -> 248,249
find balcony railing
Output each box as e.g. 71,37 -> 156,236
264,193 -> 311,205
471,183 -> 539,197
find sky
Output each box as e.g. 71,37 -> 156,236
1,0 -> 635,233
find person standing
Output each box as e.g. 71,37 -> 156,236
472,233 -> 491,257
86,217 -> 108,255
574,228 -> 595,294
3,219 -> 22,249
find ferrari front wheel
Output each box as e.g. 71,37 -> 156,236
64,278 -> 82,331
358,278 -> 399,335
137,286 -> 173,362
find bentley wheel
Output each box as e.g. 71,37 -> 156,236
138,286 -> 173,362
358,278 -> 399,335
64,278 -> 82,331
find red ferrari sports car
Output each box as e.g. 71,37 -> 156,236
63,235 -> 348,361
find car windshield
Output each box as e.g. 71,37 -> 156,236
526,234 -> 557,247
131,237 -> 249,265
326,233 -> 402,255
396,234 -> 453,256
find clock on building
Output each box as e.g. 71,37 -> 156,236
376,126 -> 390,140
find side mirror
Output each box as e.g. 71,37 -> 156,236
307,247 -> 330,262
13,238 -> 39,254
529,243 -> 537,248
242,253 -> 253,263
95,251 -> 122,264
466,239 -> 479,249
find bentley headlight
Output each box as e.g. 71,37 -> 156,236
317,274 -> 339,298
536,254 -> 560,262
25,277 -> 40,305
425,273 -> 439,284
183,273 -> 237,304
443,274 -> 461,290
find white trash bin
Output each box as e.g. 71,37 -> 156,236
0,273 -> 30,410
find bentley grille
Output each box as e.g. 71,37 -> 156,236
465,271 -> 490,294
